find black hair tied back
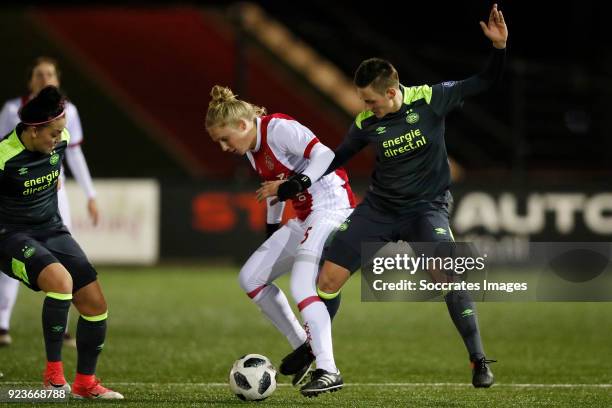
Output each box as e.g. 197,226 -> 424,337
18,85 -> 66,126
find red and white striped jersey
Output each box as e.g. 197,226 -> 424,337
246,114 -> 355,221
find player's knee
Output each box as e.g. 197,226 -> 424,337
91,301 -> 107,316
72,280 -> 107,315
317,262 -> 349,294
38,263 -> 73,294
317,272 -> 341,294
57,281 -> 72,295
238,267 -> 263,294
51,280 -> 72,295
237,267 -> 252,293
81,300 -> 107,317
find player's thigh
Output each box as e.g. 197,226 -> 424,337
37,263 -> 73,294
298,209 -> 352,257
73,280 -> 107,316
290,210 -> 350,299
400,207 -> 458,282
42,229 -> 98,292
0,232 -> 60,292
400,201 -> 453,243
239,220 -> 303,290
325,204 -> 396,274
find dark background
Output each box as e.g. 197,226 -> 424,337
0,1 -> 609,182
1,1 -> 610,262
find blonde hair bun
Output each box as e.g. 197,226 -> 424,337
206,85 -> 266,129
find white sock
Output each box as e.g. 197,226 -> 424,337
0,272 -> 19,330
291,253 -> 338,374
300,299 -> 337,373
253,284 -> 306,349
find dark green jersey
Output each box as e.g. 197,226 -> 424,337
328,48 -> 506,214
347,82 -> 464,212
0,128 -> 70,232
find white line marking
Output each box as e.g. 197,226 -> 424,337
1,381 -> 611,388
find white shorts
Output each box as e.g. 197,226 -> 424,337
238,208 -> 353,300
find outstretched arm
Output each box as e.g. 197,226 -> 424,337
461,3 -> 508,95
429,4 -> 509,115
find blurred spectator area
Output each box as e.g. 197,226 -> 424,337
0,1 -> 610,183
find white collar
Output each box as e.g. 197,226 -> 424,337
252,117 -> 262,152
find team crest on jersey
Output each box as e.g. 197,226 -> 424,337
338,219 -> 351,231
264,153 -> 275,171
49,153 -> 60,166
22,245 -> 36,258
406,111 -> 420,124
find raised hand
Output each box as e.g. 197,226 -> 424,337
479,3 -> 508,49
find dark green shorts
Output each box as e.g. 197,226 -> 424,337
0,225 -> 97,292
325,196 -> 454,274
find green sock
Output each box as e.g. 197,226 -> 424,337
42,293 -> 71,362
444,290 -> 485,361
76,313 -> 107,375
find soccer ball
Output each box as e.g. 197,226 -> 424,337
229,354 -> 277,401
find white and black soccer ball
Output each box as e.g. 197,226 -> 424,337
229,354 -> 277,401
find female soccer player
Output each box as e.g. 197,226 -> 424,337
282,3 -> 508,390
206,85 -> 354,396
0,56 -> 99,347
0,86 -> 122,399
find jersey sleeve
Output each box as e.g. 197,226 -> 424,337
62,104 -> 95,198
429,48 -> 506,116
325,123 -> 368,175
0,101 -> 17,138
65,144 -> 96,199
65,103 -> 84,146
429,81 -> 466,117
301,142 -> 334,182
271,118 -> 320,158
270,119 -> 336,183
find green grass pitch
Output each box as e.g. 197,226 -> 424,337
1,266 -> 611,407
